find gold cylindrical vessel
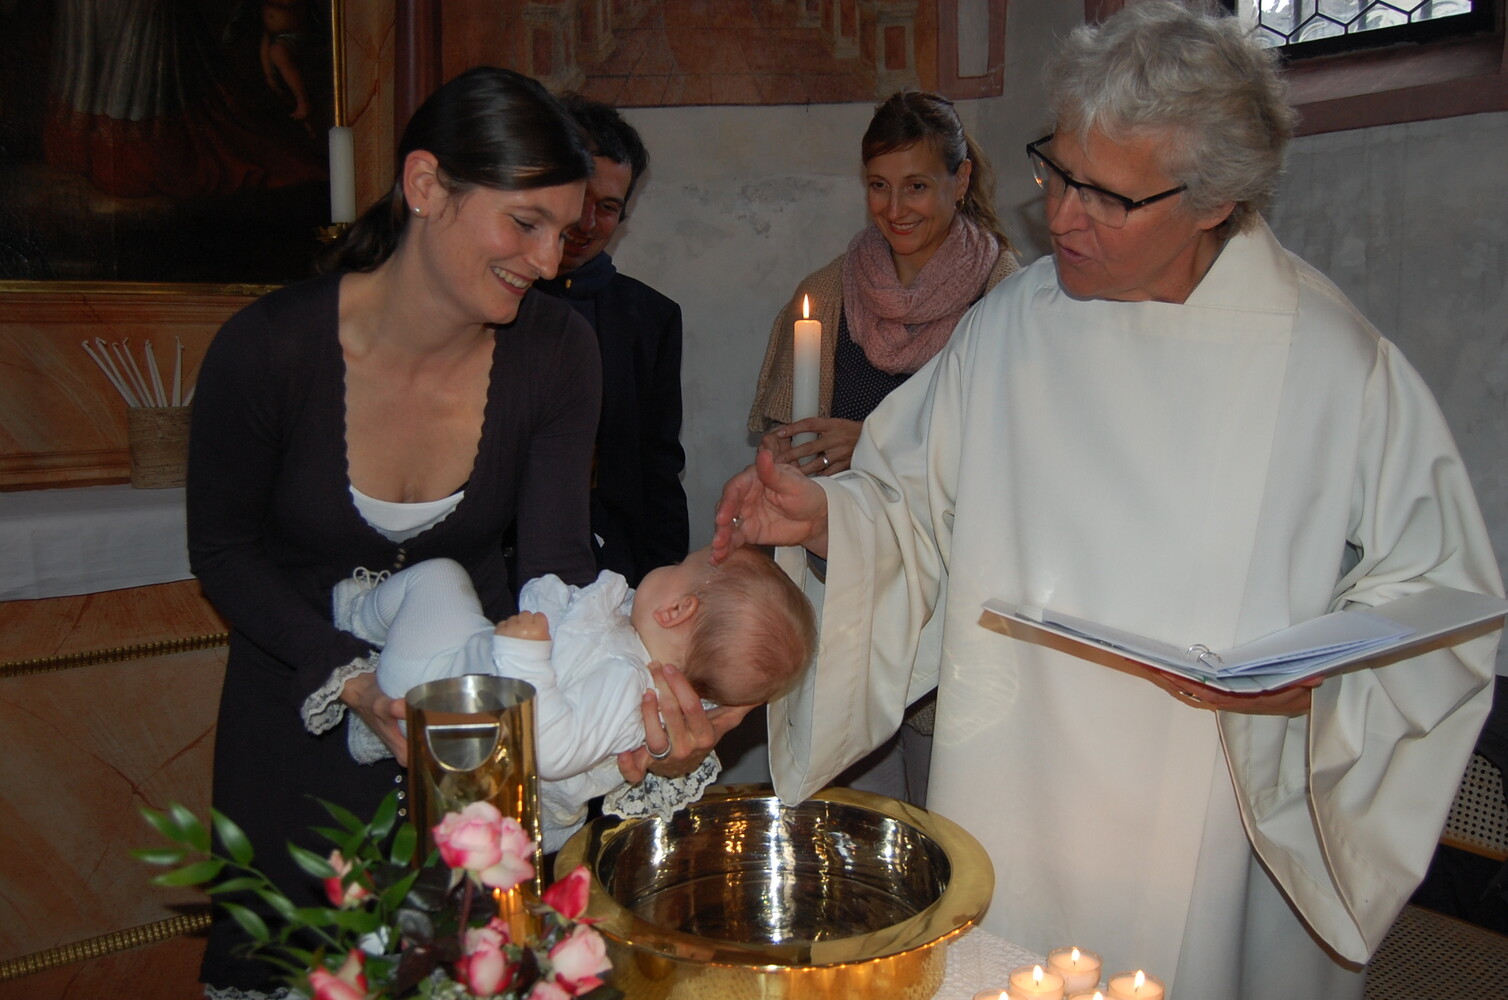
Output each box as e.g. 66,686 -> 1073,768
407,674 -> 541,897
557,785 -> 994,1000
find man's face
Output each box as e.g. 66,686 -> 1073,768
559,156 -> 634,273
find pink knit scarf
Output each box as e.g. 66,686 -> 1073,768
841,214 -> 1000,374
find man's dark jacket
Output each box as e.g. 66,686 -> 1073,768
536,250 -> 689,585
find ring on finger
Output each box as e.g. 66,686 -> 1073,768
646,740 -> 673,760
820,453 -> 831,469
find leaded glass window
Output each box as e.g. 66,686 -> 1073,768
1222,1 -> 1494,56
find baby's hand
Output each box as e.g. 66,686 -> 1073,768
495,611 -> 550,641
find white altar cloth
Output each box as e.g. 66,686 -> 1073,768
938,926 -> 1047,998
0,484 -> 191,600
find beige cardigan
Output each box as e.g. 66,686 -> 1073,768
747,246 -> 1019,433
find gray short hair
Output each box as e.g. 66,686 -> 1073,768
1045,0 -> 1296,236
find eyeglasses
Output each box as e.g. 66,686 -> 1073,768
1026,135 -> 1186,228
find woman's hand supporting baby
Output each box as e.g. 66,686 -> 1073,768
616,662 -> 753,784
339,671 -> 410,767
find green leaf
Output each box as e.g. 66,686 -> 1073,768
152,859 -> 225,886
210,809 -> 255,867
310,825 -> 357,852
139,806 -> 189,846
368,790 -> 399,840
389,822 -> 417,867
169,803 -> 211,853
379,869 -> 420,910
293,906 -> 339,928
131,847 -> 187,866
256,890 -> 299,921
220,902 -> 271,944
318,798 -> 367,835
327,908 -> 382,934
204,876 -> 266,895
288,842 -> 337,879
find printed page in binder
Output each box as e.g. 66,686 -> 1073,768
979,587 -> 1508,693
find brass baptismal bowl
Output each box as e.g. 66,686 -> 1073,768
555,784 -> 994,999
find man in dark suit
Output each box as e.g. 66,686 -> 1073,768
535,96 -> 689,585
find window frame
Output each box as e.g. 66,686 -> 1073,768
1083,0 -> 1508,135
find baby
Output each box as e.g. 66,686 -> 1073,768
333,546 -> 816,850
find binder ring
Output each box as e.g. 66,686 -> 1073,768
1187,643 -> 1223,668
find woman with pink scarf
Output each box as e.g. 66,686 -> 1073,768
748,91 -> 1019,477
747,91 -> 1018,804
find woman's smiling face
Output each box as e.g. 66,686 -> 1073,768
864,142 -> 971,287
421,179 -> 587,326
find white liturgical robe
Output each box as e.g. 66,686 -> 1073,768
768,221 -> 1503,999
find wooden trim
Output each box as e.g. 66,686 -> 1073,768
0,633 -> 230,680
1085,0 -> 1508,134
936,0 -> 1008,99
0,911 -> 212,982
396,0 -> 444,140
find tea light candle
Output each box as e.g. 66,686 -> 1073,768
1009,963 -> 1065,999
1067,993 -> 1105,1000
972,991 -> 1009,1000
1047,947 -> 1102,993
1106,970 -> 1164,1000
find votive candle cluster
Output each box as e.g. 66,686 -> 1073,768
980,945 -> 1163,1000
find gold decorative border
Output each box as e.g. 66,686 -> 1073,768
0,910 -> 212,982
0,633 -> 229,680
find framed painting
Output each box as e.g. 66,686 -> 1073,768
432,0 -> 1006,109
0,0 -> 340,286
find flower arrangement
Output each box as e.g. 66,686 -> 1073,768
137,793 -> 613,1000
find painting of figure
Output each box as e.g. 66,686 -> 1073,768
0,0 -> 334,284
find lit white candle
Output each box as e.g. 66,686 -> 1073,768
1047,947 -> 1102,994
1009,963 -> 1065,1000
328,125 -> 357,224
972,991 -> 1009,1000
1067,993 -> 1106,1000
792,294 -> 821,422
1106,970 -> 1164,1000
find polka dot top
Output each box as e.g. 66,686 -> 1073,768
831,307 -> 914,421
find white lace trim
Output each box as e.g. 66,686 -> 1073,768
347,713 -> 395,764
300,654 -> 376,734
203,985 -> 292,1000
603,752 -> 721,821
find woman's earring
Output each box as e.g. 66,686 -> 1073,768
412,205 -> 424,217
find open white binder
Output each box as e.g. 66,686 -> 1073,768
979,587 -> 1508,693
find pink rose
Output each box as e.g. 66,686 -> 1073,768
432,802 -> 536,890
322,850 -> 372,909
308,949 -> 366,1000
489,816 -> 536,890
541,866 -> 591,921
455,918 -> 517,997
547,925 -> 611,995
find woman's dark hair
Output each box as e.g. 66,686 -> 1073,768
324,67 -> 594,273
861,91 -> 1013,253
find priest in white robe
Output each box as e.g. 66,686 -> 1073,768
712,4 -> 1503,998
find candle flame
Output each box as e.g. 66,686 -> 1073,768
1071,946 -> 1081,963
1134,970 -> 1146,989
1033,965 -> 1044,984
802,294 -> 811,319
